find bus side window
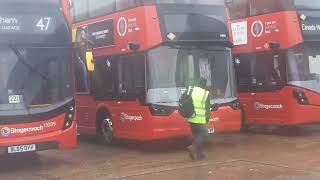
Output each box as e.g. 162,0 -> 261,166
251,53 -> 285,91
74,55 -> 90,94
91,57 -> 115,100
118,55 -> 146,101
234,55 -> 252,92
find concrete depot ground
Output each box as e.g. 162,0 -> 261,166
2,125 -> 320,180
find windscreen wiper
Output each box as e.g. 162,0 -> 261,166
9,45 -> 50,82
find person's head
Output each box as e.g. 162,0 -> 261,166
198,77 -> 207,89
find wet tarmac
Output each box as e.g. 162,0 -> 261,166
2,125 -> 320,180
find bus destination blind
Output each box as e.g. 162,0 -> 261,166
0,15 -> 56,34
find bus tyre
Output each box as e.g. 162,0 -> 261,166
98,117 -> 114,145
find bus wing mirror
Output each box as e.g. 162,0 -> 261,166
86,52 -> 95,71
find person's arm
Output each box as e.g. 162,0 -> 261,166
205,96 -> 210,123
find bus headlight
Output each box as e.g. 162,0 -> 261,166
63,105 -> 75,129
211,104 -> 219,112
293,90 -> 309,105
230,100 -> 241,110
148,104 -> 174,116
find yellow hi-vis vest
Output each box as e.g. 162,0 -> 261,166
187,86 -> 209,124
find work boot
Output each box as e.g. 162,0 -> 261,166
196,152 -> 206,160
187,145 -> 196,160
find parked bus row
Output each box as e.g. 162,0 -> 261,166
1,0 -> 320,155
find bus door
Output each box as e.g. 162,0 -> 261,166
236,52 -> 287,124
74,51 -> 97,134
111,54 -> 147,137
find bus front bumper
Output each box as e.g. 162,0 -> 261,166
0,123 -> 77,154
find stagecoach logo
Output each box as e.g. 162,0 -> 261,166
1,127 -> 11,137
0,125 -> 44,137
120,112 -> 143,122
254,102 -> 283,111
251,21 -> 264,38
117,17 -> 127,37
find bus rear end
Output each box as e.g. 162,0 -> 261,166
0,0 -> 76,154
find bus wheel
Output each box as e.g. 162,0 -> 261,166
98,117 -> 114,144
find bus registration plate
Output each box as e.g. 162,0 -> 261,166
208,128 -> 215,134
8,144 -> 36,154
8,95 -> 21,104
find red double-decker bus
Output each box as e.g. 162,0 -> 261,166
71,0 -> 241,143
0,0 -> 77,154
227,0 -> 320,128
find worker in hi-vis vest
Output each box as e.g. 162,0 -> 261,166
187,77 -> 210,160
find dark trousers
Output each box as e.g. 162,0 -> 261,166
189,122 -> 208,157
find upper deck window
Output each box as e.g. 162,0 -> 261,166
250,0 -> 295,17
294,0 -> 320,10
0,0 -> 59,5
227,0 -> 249,19
143,0 -> 224,5
73,0 -> 88,22
116,0 -> 137,11
228,0 -> 295,20
72,0 -> 136,22
72,0 -> 225,22
89,0 -> 115,19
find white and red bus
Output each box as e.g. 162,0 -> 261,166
0,0 -> 77,154
72,0 -> 241,143
227,0 -> 320,128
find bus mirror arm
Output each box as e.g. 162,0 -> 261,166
73,40 -> 95,49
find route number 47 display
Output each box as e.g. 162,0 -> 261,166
36,17 -> 51,31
